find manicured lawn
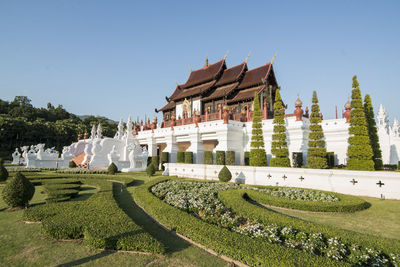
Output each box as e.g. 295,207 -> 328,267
1,170 -> 399,266
0,173 -> 226,267
266,196 -> 400,241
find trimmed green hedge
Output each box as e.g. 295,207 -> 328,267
240,187 -> 370,212
292,152 -> 303,167
244,152 -> 250,166
151,156 -> 159,170
177,152 -> 185,163
225,151 -> 235,165
161,152 -> 169,170
326,152 -> 335,168
133,177 -> 340,266
218,189 -> 400,260
184,152 -> 193,164
43,180 -> 82,203
203,151 -> 213,165
24,179 -> 164,253
215,151 -> 225,165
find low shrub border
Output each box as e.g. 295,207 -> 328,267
243,186 -> 370,212
24,178 -> 165,253
218,189 -> 400,264
133,177 -> 339,266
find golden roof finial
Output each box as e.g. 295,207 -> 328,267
189,66 -> 192,72
245,52 -> 251,63
205,56 -> 209,67
271,53 -> 277,64
224,50 -> 229,60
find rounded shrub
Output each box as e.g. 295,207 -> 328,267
146,163 -> 156,177
204,151 -> 213,165
177,152 -> 185,163
107,163 -> 118,175
69,160 -> 77,168
2,172 -> 35,207
218,165 -> 232,182
216,151 -> 225,165
184,152 -> 193,164
0,159 -> 9,182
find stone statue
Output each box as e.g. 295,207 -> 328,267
90,125 -> 96,139
126,116 -> 133,137
114,118 -> 124,139
96,124 -> 103,139
121,141 -> 148,172
12,148 -> 21,164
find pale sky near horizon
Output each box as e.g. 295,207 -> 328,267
0,0 -> 399,123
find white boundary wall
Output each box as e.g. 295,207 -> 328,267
164,163 -> 400,200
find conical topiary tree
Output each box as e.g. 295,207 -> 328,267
364,94 -> 383,170
146,163 -> 156,177
346,76 -> 374,171
2,172 -> 35,207
107,162 -> 118,175
270,89 -> 290,167
307,91 -> 328,169
0,159 -> 9,182
218,165 -> 232,182
249,92 -> 267,166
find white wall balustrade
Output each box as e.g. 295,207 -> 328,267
164,163 -> 400,200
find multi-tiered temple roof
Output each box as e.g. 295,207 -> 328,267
158,55 -> 279,120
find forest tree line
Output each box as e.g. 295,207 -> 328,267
0,96 -> 117,159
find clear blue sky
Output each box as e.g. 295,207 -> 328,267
1,0 -> 399,122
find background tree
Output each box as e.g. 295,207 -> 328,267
0,159 -> 9,181
249,92 -> 267,166
270,89 -> 290,167
364,94 -> 383,170
307,91 -> 328,169
346,76 -> 374,171
0,96 -> 117,159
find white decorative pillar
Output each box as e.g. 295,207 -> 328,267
163,132 -> 178,163
187,129 -> 204,164
146,135 -> 158,157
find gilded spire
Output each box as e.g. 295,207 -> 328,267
205,56 -> 209,67
224,50 -> 229,60
245,52 -> 251,63
271,53 -> 277,64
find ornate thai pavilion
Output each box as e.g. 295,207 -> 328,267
157,56 -> 279,125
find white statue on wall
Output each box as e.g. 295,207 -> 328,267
90,125 -> 96,139
96,124 -> 103,139
12,148 -> 21,164
114,118 -> 124,140
121,141 -> 148,172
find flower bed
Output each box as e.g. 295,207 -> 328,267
134,177 -> 339,266
148,178 -> 400,266
24,178 -> 164,253
242,186 -> 370,212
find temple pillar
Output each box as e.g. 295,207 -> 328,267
163,132 -> 178,163
146,135 -> 158,157
186,129 -> 204,164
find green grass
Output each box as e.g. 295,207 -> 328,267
0,173 -> 226,267
1,171 -> 400,266
266,196 -> 400,240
